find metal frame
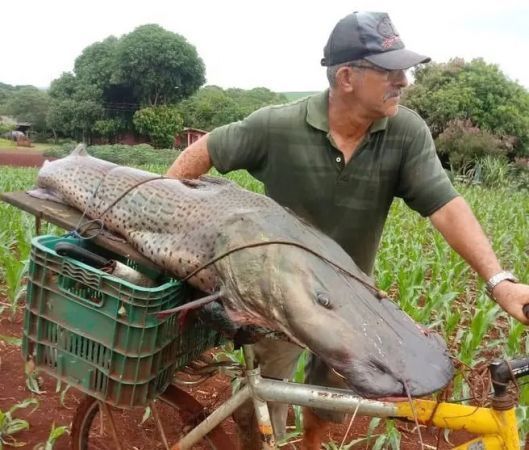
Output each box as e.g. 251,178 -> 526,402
172,345 -> 521,450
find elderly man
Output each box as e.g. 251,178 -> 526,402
167,11 -> 529,449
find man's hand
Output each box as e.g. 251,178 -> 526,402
492,281 -> 529,324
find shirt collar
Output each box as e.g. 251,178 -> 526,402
306,90 -> 389,134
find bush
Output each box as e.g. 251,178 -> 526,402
436,119 -> 509,173
0,122 -> 15,135
473,155 -> 511,188
43,143 -> 180,166
403,58 -> 529,154
511,158 -> 529,191
133,106 -> 183,149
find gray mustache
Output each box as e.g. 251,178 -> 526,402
383,91 -> 401,101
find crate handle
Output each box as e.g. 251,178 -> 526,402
58,273 -> 105,307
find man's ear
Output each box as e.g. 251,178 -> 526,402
336,66 -> 356,93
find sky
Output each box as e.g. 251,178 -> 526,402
1,0 -> 528,93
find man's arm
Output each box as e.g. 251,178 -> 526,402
430,196 -> 529,323
166,134 -> 212,179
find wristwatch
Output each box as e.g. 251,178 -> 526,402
485,271 -> 519,297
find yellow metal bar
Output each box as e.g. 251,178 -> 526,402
452,435 -> 503,449
395,400 -> 519,448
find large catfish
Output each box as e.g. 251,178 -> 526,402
30,144 -> 453,398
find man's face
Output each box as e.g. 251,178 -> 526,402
345,63 -> 409,118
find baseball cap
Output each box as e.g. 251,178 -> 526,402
321,12 -> 430,70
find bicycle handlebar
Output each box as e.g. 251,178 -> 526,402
489,356 -> 529,397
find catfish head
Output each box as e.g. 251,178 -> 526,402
214,213 -> 453,398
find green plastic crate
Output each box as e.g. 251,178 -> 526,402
22,235 -> 222,408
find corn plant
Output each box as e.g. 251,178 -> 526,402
33,422 -> 68,450
0,398 -> 39,448
0,224 -> 32,317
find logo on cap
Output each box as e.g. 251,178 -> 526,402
377,17 -> 401,49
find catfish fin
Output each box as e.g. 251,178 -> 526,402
27,188 -> 65,204
70,143 -> 88,157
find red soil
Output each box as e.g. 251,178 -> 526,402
0,148 -> 52,167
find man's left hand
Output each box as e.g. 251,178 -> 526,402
492,282 -> 529,324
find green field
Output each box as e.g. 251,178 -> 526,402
1,164 -> 528,443
0,137 -> 55,151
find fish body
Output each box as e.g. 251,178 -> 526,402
30,145 -> 454,398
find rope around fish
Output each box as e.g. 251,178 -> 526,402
66,174 -> 423,348
67,173 -> 388,301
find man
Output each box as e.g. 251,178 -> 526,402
167,11 -> 529,449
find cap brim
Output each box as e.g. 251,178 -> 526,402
364,49 -> 430,70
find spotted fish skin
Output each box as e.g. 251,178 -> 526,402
36,146 -> 277,292
31,144 -> 454,399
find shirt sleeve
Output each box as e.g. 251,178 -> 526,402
207,108 -> 269,174
396,122 -> 459,216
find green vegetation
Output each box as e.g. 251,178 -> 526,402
177,85 -> 287,131
403,58 -> 529,174
34,423 -> 68,450
0,138 -> 16,148
133,105 -> 183,148
43,143 -> 180,167
0,398 -> 38,448
2,87 -> 49,133
46,24 -> 205,143
281,91 -> 317,101
0,168 -> 55,317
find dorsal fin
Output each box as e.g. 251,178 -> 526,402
70,143 -> 88,157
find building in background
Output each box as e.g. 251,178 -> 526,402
174,127 -> 207,148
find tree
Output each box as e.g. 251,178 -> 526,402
4,87 -> 50,133
177,86 -> 288,131
73,37 -> 119,90
114,24 -> 205,106
225,87 -> 287,116
47,74 -> 104,141
133,105 -> 183,148
73,36 -> 136,134
177,86 -> 241,130
46,24 -> 205,143
403,58 -> 529,156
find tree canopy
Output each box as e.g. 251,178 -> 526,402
3,86 -> 50,133
403,58 -> 529,156
115,25 -> 205,105
177,85 -> 287,131
47,24 -> 205,142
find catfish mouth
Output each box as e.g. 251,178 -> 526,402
328,356 -> 408,399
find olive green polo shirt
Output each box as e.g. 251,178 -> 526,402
208,91 -> 458,275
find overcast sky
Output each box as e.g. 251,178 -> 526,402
1,0 -> 528,92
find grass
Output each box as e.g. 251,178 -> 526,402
0,138 -> 16,148
0,138 -> 55,152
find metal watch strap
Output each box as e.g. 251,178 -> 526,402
485,271 -> 518,296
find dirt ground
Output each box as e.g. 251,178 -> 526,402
0,147 -> 51,167
0,303 -> 482,450
0,147 -> 518,449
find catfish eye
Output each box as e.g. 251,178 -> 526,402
316,292 -> 332,309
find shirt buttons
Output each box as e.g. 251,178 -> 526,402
336,156 -> 342,163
